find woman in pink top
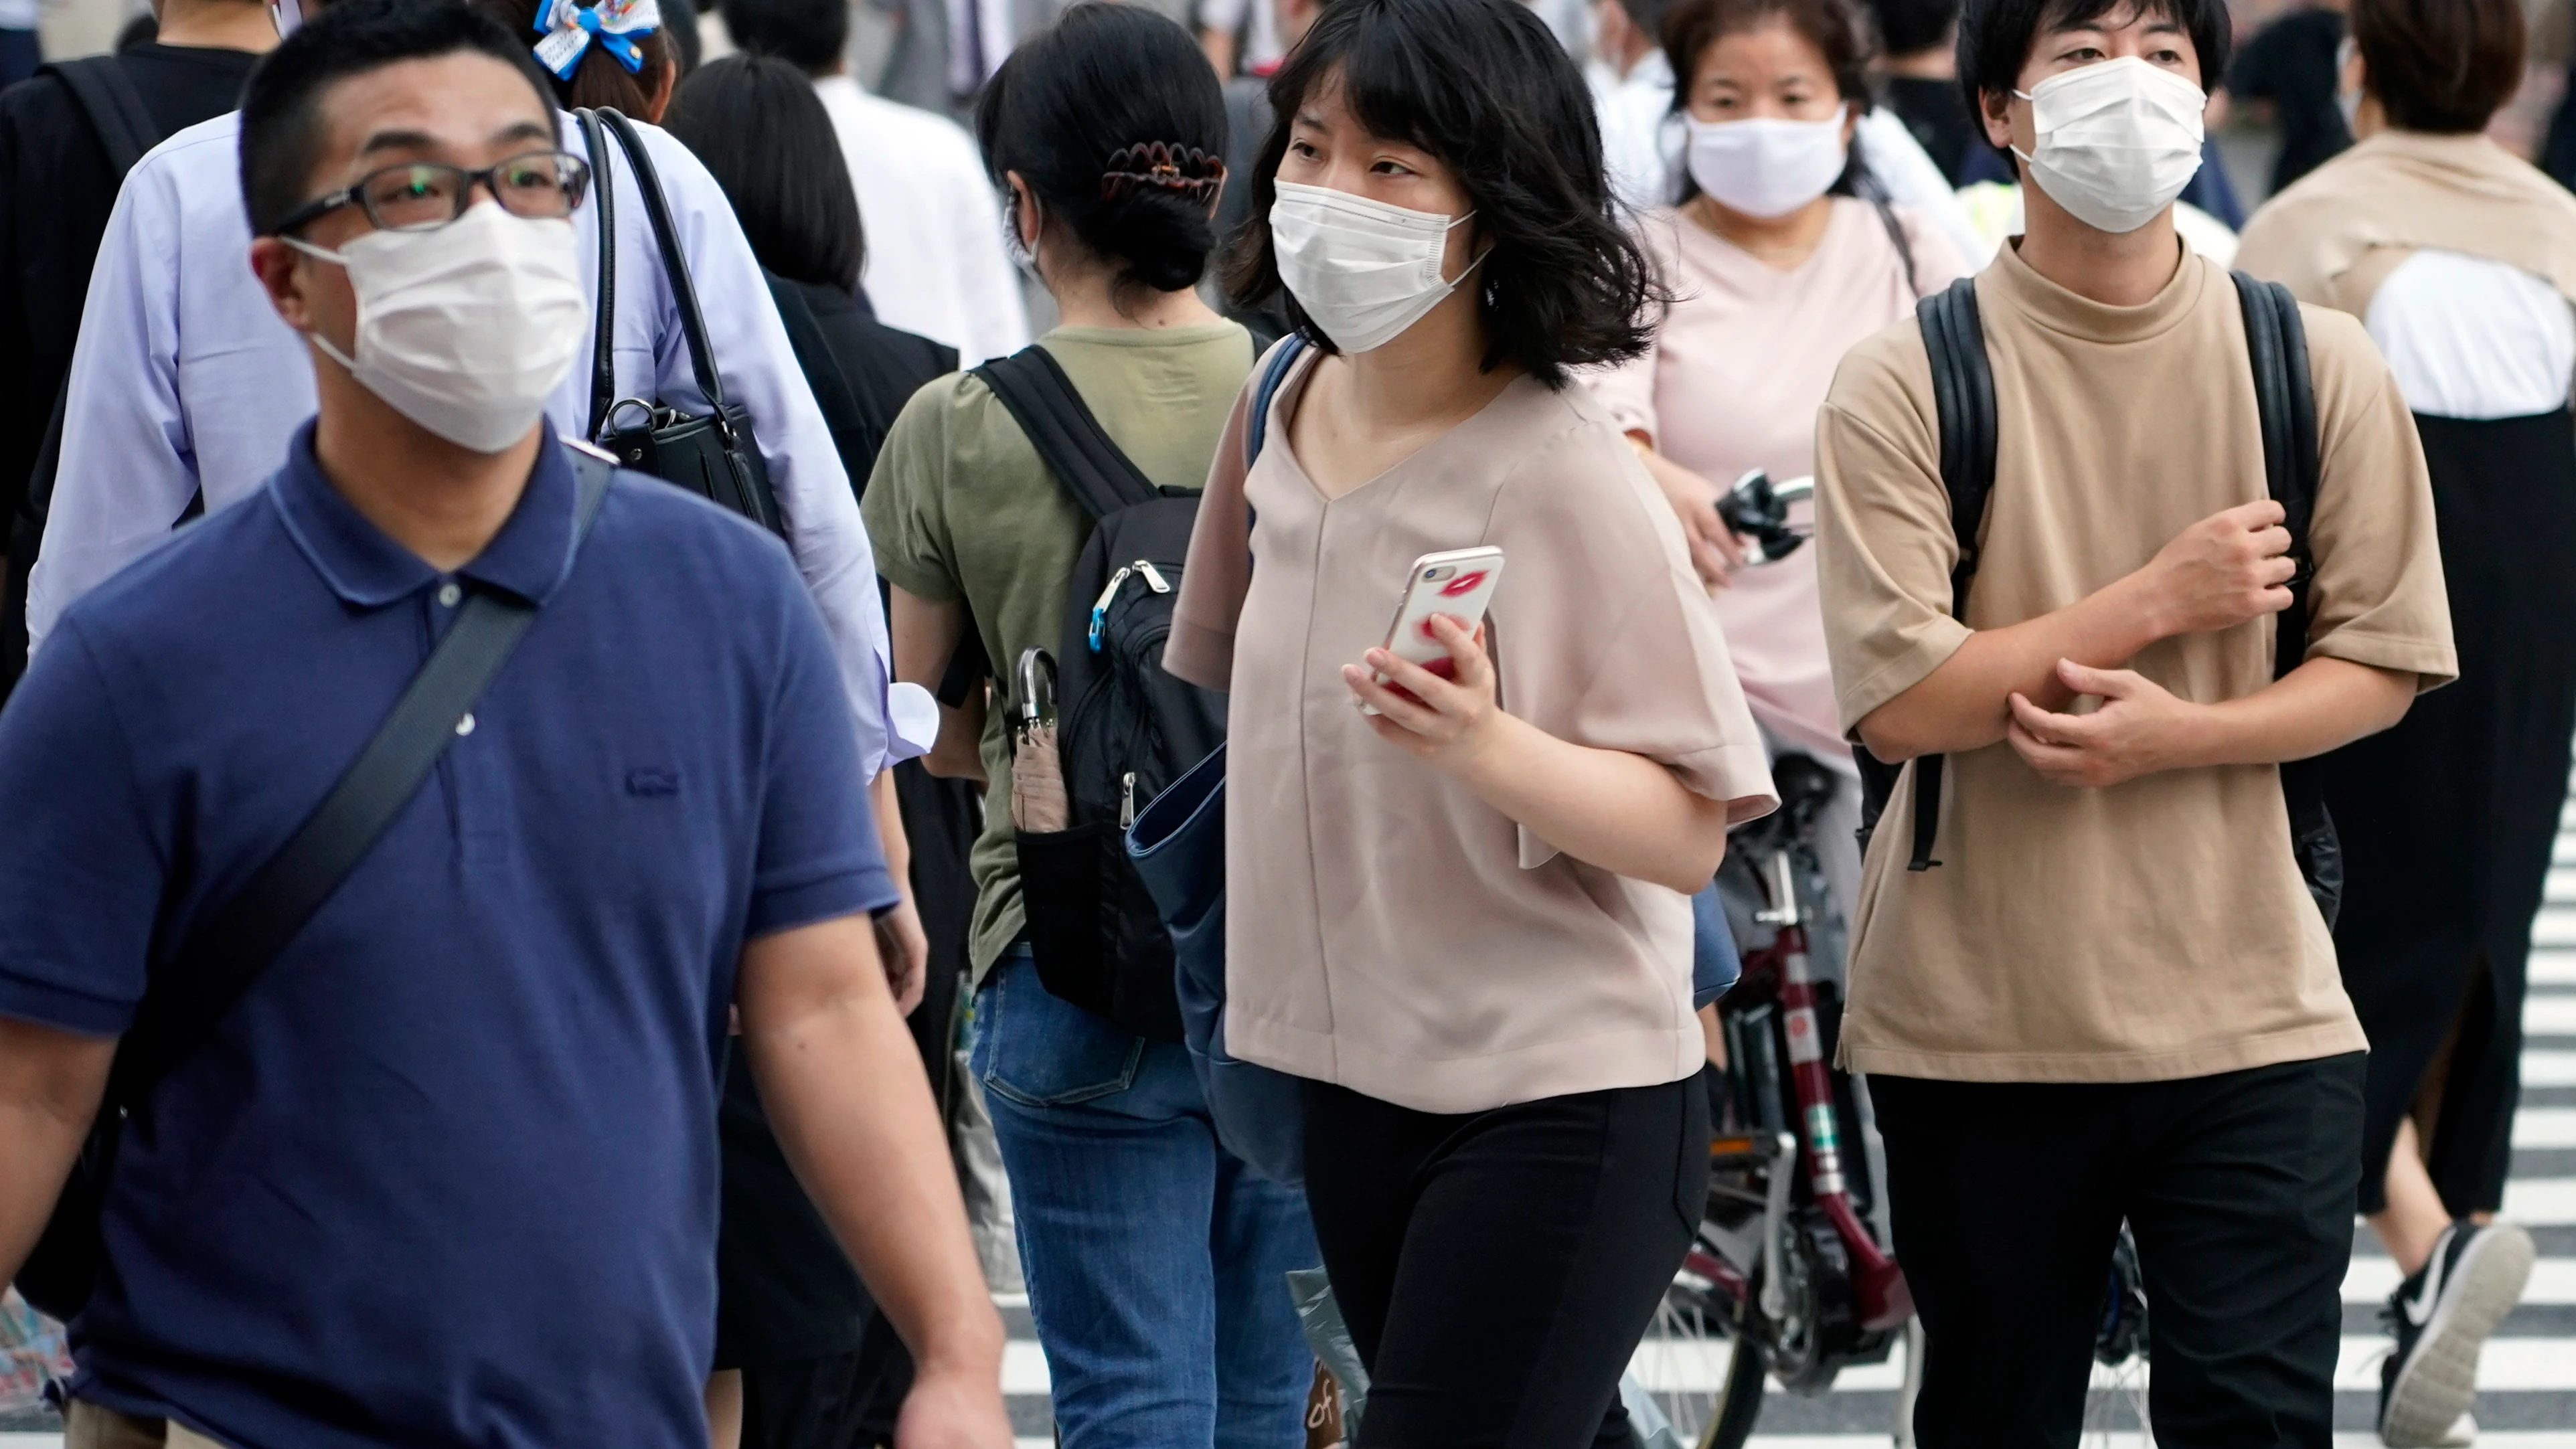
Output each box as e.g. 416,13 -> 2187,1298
1167,0 -> 1777,1436
1592,0 -> 1967,918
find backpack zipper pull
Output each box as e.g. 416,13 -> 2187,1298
1133,560 -> 1172,594
1089,566 -> 1135,652
1121,771 -> 1138,829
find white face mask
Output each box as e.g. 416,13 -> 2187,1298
1684,113 -> 1849,220
287,202 -> 588,452
2013,56 -> 2206,235
1269,179 -> 1482,354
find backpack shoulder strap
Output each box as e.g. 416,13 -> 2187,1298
973,344 -> 1161,521
1917,275 -> 1998,601
2231,270 -> 2320,683
1890,275 -> 1998,871
106,454 -> 615,1108
1243,333 -> 1309,468
41,56 -> 162,179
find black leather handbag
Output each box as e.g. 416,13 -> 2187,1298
575,107 -> 784,535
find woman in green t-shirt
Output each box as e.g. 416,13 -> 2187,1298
857,7 -> 1314,1443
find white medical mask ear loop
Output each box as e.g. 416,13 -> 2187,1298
1003,188 -> 1042,280
281,234 -> 367,378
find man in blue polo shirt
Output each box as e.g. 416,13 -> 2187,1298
0,4 -> 1010,1446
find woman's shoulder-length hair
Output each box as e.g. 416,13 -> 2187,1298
1222,0 -> 1665,388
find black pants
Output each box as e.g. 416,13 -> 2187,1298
1301,1073 -> 1710,1449
737,1332 -> 908,1449
1870,1055 -> 2364,1449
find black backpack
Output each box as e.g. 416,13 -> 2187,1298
5,56 -> 171,707
1854,271 -> 2343,928
973,346 -> 1228,1041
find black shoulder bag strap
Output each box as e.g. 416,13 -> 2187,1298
1884,275 -> 1996,873
594,110 -> 734,433
43,56 -> 162,177
14,456 -> 615,1321
114,459 -> 615,1094
973,345 -> 1163,523
2233,271 -> 2340,926
576,108 -> 619,442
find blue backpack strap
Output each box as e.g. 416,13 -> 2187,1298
1243,334 -> 1309,468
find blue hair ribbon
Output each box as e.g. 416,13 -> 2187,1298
533,0 -> 660,80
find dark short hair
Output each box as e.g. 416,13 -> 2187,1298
1867,0 -> 1959,56
1666,0 -> 1878,102
663,0 -> 702,78
1661,0 -> 1880,203
664,53 -> 863,291
239,0 -> 560,236
975,3 -> 1227,299
1957,0 -> 2229,154
717,0 -> 845,74
1617,0 -> 1680,39
1223,0 -> 1659,387
469,0 -> 679,114
2352,0 -> 2524,134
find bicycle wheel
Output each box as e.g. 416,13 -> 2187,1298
1695,1318 -> 1767,1449
1635,1254 -> 1767,1449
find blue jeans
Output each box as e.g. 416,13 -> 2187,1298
970,950 -> 1316,1448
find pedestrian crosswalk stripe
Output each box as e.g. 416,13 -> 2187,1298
2528,993 -> 2576,1035
2526,1049 -> 2576,1086
2531,906 -> 2576,946
1699,1438 -> 2576,1448
2333,1335 -> 2576,1391
2503,1176 -> 2576,1223
1616,1335 -> 2576,1396
2344,1254 -> 2576,1302
2516,1107 -> 2576,1146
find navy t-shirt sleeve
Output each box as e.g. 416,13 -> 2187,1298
744,580 -> 901,939
0,621 -> 166,1035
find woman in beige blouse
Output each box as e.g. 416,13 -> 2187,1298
1167,0 -> 1777,1434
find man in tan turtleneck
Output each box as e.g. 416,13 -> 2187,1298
1813,0 -> 2455,1444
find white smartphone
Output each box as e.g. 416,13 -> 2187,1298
1364,546 -> 1506,712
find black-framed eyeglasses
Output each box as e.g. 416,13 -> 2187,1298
274,151 -> 593,236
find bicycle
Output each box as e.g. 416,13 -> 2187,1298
1634,746 -> 1911,1449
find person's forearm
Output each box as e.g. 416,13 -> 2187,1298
1860,570 -> 2167,761
0,1018 -> 114,1282
1454,713 -> 1732,894
889,587 -> 990,785
869,771 -> 911,887
2167,657 -> 2413,768
744,927 -> 1002,1383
